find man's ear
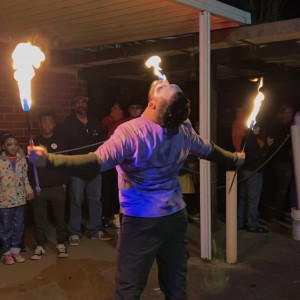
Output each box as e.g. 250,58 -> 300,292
148,101 -> 156,109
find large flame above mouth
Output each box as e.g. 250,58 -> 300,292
145,55 -> 166,80
12,42 -> 45,111
246,77 -> 265,129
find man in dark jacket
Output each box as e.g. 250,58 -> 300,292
57,96 -> 110,245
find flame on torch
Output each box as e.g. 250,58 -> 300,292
12,42 -> 45,111
145,56 -> 166,80
246,77 -> 264,129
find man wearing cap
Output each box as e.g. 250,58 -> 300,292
57,95 -> 110,245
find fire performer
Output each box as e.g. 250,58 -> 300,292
28,80 -> 245,299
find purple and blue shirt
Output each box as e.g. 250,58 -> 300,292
94,115 -> 212,218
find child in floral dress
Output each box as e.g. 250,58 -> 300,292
0,134 -> 33,264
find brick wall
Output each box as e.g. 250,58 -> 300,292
0,44 -> 87,151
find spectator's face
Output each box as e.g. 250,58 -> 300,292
253,126 -> 260,135
110,103 -> 124,120
40,116 -> 56,137
280,108 -> 294,124
73,99 -> 88,115
2,137 -> 19,156
128,104 -> 142,118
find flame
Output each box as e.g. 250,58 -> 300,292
246,77 -> 264,129
145,56 -> 166,80
12,42 -> 45,111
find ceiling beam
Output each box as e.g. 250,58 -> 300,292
76,40 -> 299,80
168,0 -> 251,24
211,18 -> 300,46
50,18 -> 300,70
78,53 -> 196,79
50,34 -> 199,67
212,40 -> 300,63
51,37 -> 300,70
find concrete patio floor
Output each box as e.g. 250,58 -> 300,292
1,218 -> 300,300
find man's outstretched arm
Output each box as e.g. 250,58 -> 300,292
206,142 -> 245,167
28,146 -> 101,181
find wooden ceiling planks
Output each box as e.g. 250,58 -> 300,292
0,0 -> 247,50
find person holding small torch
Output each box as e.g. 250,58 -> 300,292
237,123 -> 274,232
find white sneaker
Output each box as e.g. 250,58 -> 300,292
91,231 -> 112,241
69,235 -> 80,246
31,245 -> 46,260
57,244 -> 68,258
193,213 -> 200,220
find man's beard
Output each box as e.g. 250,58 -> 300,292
76,108 -> 87,115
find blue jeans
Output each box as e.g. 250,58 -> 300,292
68,174 -> 103,236
0,206 -> 24,253
238,170 -> 263,230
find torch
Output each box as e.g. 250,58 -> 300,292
228,77 -> 265,192
145,56 -> 167,80
12,42 -> 45,193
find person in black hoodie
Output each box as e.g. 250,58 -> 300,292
30,110 -> 69,259
237,124 -> 274,233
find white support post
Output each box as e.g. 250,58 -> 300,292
199,10 -> 211,260
290,118 -> 300,240
291,124 -> 300,209
226,171 -> 237,264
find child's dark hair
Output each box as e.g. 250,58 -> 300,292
0,131 -> 10,143
0,133 -> 16,146
38,109 -> 56,121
